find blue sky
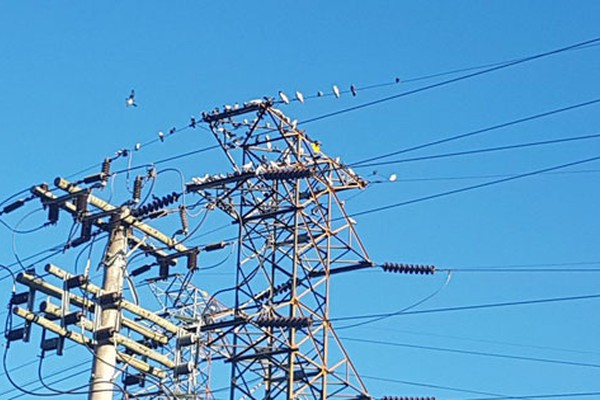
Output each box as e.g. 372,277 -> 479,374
1,2 -> 600,399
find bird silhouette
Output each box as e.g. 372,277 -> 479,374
126,89 -> 137,107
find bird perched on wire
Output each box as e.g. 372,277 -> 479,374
278,91 -> 290,104
332,85 -> 341,98
126,89 -> 137,107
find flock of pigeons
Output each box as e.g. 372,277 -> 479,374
124,82 -> 367,109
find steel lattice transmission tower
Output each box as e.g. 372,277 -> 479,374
187,99 -> 373,400
135,274 -> 228,399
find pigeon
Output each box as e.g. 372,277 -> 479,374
332,85 -> 340,98
278,91 -> 290,104
126,89 -> 137,107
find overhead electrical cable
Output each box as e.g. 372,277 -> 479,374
296,41 -> 600,101
348,153 -> 600,219
461,391 -> 600,400
363,375 -> 600,400
3,36 -> 597,204
452,260 -> 600,269
0,345 -> 78,379
355,326 -> 600,358
342,337 -> 600,369
332,292 -> 600,323
9,37 -> 596,193
337,272 -> 453,330
351,97 -> 600,167
3,97 -> 595,213
355,132 -> 600,168
372,168 -> 600,183
7,369 -> 90,400
96,96 -> 600,195
439,267 -> 600,273
361,375 -> 517,399
112,143 -> 221,175
299,36 -> 600,126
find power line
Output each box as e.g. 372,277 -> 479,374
342,337 -> 600,370
299,36 -> 600,126
461,391 -> 600,400
361,375 -> 517,399
351,97 -> 600,167
332,292 -> 600,323
1,47 -> 583,210
0,246 -> 65,283
64,120 -> 211,181
3,56 -> 599,398
455,261 -> 600,268
363,375 -> 600,400
4,38 -> 597,214
355,132 -> 600,169
7,367 -> 90,400
440,268 -> 600,273
348,153 -> 600,219
112,143 -> 221,175
394,42 -> 600,85
0,361 -> 89,399
353,326 -> 600,358
313,41 -> 600,101
2,97 -> 595,219
370,168 -> 600,183
0,345 -> 78,379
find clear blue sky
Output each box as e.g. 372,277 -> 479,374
1,2 -> 600,399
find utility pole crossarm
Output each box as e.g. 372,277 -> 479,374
33,178 -> 188,252
30,182 -> 182,261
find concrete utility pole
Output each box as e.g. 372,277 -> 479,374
89,211 -> 128,400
